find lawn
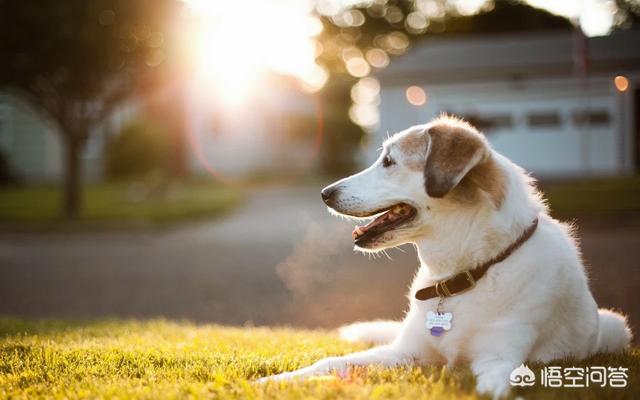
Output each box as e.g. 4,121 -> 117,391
0,180 -> 241,230
542,175 -> 640,218
0,319 -> 637,399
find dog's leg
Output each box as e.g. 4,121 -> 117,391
257,344 -> 413,383
469,324 -> 538,398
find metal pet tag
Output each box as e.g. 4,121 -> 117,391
426,311 -> 452,336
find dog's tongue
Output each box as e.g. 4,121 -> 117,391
352,204 -> 411,239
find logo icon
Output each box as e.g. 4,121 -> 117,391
510,364 -> 536,387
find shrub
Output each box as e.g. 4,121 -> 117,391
105,119 -> 170,180
0,148 -> 17,186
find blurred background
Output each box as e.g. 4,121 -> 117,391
0,0 -> 639,343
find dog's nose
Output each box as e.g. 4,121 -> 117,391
321,186 -> 338,204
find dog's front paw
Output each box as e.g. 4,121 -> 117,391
256,370 -> 303,384
256,357 -> 346,384
475,372 -> 511,399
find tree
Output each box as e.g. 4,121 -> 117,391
614,0 -> 640,29
316,0 -> 574,78
0,0 -> 179,218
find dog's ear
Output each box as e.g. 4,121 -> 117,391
424,125 -> 487,198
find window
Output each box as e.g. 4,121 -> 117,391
573,110 -> 610,127
527,112 -> 561,128
463,114 -> 514,133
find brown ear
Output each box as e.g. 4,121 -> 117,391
424,125 -> 487,198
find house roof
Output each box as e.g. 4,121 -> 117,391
377,29 -> 640,85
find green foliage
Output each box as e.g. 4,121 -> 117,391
105,119 -> 170,180
321,117 -> 365,176
0,149 -> 16,186
0,319 -> 638,399
317,0 -> 573,79
320,78 -> 366,176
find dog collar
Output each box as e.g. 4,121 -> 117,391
414,217 -> 539,301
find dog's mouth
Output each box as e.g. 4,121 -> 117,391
351,203 -> 417,245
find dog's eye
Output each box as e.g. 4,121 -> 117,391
382,154 -> 395,168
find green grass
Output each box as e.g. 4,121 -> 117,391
0,319 -> 637,399
0,181 -> 241,229
542,175 -> 640,218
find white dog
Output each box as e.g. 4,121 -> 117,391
260,115 -> 632,397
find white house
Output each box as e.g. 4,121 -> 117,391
0,94 -> 65,182
373,29 -> 640,178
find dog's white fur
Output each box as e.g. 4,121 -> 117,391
260,116 -> 632,397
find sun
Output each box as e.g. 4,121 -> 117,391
182,0 -> 327,105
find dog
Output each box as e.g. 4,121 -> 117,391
259,115 -> 632,397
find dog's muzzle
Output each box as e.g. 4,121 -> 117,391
321,184 -> 339,207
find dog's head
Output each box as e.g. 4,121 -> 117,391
321,115 -> 506,252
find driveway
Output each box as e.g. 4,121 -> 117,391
1,184 -> 639,342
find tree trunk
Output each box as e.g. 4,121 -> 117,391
62,136 -> 83,219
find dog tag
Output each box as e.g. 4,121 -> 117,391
426,311 -> 452,336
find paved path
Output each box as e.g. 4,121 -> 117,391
1,184 -> 639,341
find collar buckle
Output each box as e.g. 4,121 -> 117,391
435,281 -> 449,297
437,270 -> 476,297
458,270 -> 476,294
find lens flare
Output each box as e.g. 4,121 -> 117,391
182,0 -> 325,105
184,79 -> 325,184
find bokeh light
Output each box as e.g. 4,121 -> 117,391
341,47 -> 364,63
332,9 -> 366,27
349,103 -> 379,128
453,0 -> 491,16
365,48 -> 390,68
346,57 -> 371,78
384,5 -> 405,23
406,85 -> 427,106
614,75 -> 629,92
300,64 -> 330,93
351,77 -> 380,105
349,77 -> 381,130
416,0 -> 446,18
406,11 -> 428,34
384,31 -> 410,55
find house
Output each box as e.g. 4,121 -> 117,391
0,94 -> 66,182
372,29 -> 640,178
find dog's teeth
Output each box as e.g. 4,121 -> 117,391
352,226 -> 365,238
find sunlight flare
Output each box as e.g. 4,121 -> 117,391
182,0 -> 326,105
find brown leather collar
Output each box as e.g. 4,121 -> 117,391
414,217 -> 539,301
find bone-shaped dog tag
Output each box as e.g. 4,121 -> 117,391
426,311 -> 453,336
